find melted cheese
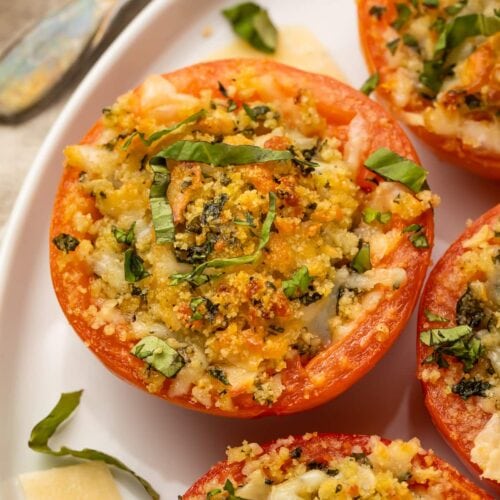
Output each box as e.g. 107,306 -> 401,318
19,462 -> 121,500
471,412 -> 500,482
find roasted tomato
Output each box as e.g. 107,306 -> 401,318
50,59 -> 435,417
358,0 -> 500,179
183,432 -> 490,499
417,204 -> 500,489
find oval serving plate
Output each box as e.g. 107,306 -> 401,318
0,0 -> 498,497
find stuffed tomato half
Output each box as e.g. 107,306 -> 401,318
50,59 -> 436,417
417,204 -> 500,488
183,432 -> 490,499
358,0 -> 500,178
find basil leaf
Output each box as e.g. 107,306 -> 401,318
122,109 -> 206,149
207,489 -> 222,498
362,207 -> 392,224
208,367 -> 230,385
243,103 -> 271,120
369,5 -> 387,19
420,325 -> 471,345
131,335 -> 184,377
234,212 -> 256,227
149,163 -> 175,244
444,0 -> 467,16
282,266 -> 313,299
222,2 -> 278,53
403,223 -> 429,248
423,0 -> 439,7
364,148 -> 428,192
403,223 -> 422,233
171,192 -> 276,284
153,140 -> 292,166
28,391 -> 159,500
391,3 -> 412,30
403,33 -> 419,50
124,248 -> 150,282
112,222 -> 135,245
360,73 -> 379,96
424,309 -> 449,322
444,14 -> 500,51
419,59 -> 447,95
452,378 -> 491,400
52,233 -> 79,253
386,38 -> 400,54
351,242 -> 372,273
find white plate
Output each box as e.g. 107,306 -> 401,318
0,0 -> 498,497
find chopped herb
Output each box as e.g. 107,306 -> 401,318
364,148 -> 428,192
122,109 -> 206,149
403,223 -> 429,248
336,485 -> 343,493
52,233 -> 79,253
28,391 -> 159,499
206,488 -> 222,498
369,5 -> 387,18
362,207 -> 392,224
423,0 -> 438,7
464,94 -> 481,109
227,99 -> 237,112
431,16 -> 446,32
152,140 -> 292,166
243,103 -> 271,120
112,222 -> 135,245
223,478 -> 245,500
282,266 -> 313,299
402,33 -> 419,50
218,81 -> 228,97
360,72 -> 379,96
445,0 -> 467,16
391,3 -> 412,30
149,162 -> 175,244
351,242 -> 371,273
208,367 -> 230,385
420,325 -> 471,345
131,335 -> 185,377
452,378 -> 491,399
222,2 -> 278,53
290,447 -> 302,459
403,223 -> 422,233
419,59 -> 447,95
306,461 -> 328,470
171,193 -> 276,285
351,452 -> 372,467
190,296 -> 218,321
299,291 -> 323,305
456,286 -> 486,328
201,194 -> 229,226
386,38 -> 400,54
234,212 -> 256,227
424,309 -> 449,323
327,468 -> 339,476
124,248 -> 150,283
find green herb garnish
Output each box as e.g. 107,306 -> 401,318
208,367 -> 230,385
28,391 -> 159,500
234,212 -> 256,227
124,248 -> 150,282
391,3 -> 412,30
423,0 -> 439,7
132,335 -> 185,377
52,233 -> 79,253
369,5 -> 387,19
243,103 -> 271,121
452,378 -> 491,399
112,222 -> 135,245
282,266 -> 313,299
386,38 -> 400,54
122,109 -> 206,149
360,72 -> 379,96
222,2 -> 278,53
403,224 -> 429,248
152,140 -> 292,166
444,0 -> 467,16
362,207 -> 392,224
351,242 -> 372,273
149,162 -> 175,244
402,33 -> 420,50
364,148 -> 428,192
424,309 -> 449,323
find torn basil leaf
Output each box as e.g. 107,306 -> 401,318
222,2 -> 278,53
444,0 -> 467,16
420,325 -> 471,345
122,109 -> 206,149
364,148 -> 428,192
124,248 -> 150,283
282,266 -> 313,299
369,5 -> 387,19
452,378 -> 491,400
362,207 -> 392,224
171,192 -> 276,285
424,309 -> 449,323
132,335 -> 184,377
386,38 -> 400,54
28,391 -> 159,500
149,163 -> 175,244
423,0 -> 439,7
152,140 -> 292,166
52,233 -> 79,253
391,3 -> 412,30
243,103 -> 271,121
351,242 -> 372,273
360,73 -> 379,96
402,33 -> 419,50
112,222 -> 135,245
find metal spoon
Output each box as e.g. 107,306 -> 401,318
0,0 -> 145,123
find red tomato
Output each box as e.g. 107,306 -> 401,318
50,59 -> 433,417
183,432 -> 490,499
417,204 -> 500,490
357,0 -> 500,179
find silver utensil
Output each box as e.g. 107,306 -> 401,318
0,0 -> 146,123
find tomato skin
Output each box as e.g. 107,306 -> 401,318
183,432 -> 490,499
50,59 -> 433,417
417,204 -> 500,490
357,0 -> 500,179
